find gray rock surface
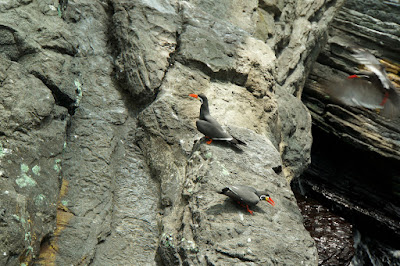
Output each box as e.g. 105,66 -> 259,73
0,0 -> 346,265
0,55 -> 68,265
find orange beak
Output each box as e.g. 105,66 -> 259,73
189,94 -> 199,99
266,197 -> 275,206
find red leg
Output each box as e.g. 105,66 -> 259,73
236,201 -> 253,214
205,137 -> 213,144
246,205 -> 254,215
379,91 -> 389,106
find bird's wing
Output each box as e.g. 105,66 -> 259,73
221,186 -> 243,202
196,118 -> 233,140
326,78 -> 385,110
350,48 -> 391,90
229,185 -> 260,205
380,90 -> 400,118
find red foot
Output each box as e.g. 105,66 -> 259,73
379,91 -> 389,106
205,137 -> 213,144
246,205 -> 254,215
236,201 -> 253,215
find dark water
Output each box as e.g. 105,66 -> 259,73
351,229 -> 400,266
292,178 -> 400,266
290,124 -> 400,265
293,189 -> 354,265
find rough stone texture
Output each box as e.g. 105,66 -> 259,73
0,0 -> 346,265
136,64 -> 317,264
113,0 -> 178,102
302,0 -> 400,264
0,55 -> 68,265
304,0 -> 400,160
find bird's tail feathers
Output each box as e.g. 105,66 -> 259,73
218,187 -> 229,194
380,92 -> 400,118
229,136 -> 247,146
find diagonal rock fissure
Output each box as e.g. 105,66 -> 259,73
30,70 -> 77,115
216,249 -> 256,263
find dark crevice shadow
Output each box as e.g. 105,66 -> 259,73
106,2 -> 158,117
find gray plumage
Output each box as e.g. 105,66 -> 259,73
350,47 -> 392,91
325,47 -> 400,118
219,185 -> 270,206
190,94 -> 246,145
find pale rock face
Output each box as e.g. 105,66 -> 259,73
0,0 -> 346,265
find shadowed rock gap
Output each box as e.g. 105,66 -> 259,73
31,71 -> 77,115
298,126 -> 400,239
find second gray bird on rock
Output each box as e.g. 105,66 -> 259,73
218,185 -> 275,215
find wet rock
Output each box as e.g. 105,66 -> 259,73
351,229 -> 400,266
303,0 -> 400,160
292,189 -> 354,266
297,127 -> 400,244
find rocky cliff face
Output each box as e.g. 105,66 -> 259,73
0,0 -> 345,265
302,0 -> 400,264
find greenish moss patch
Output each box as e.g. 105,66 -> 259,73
16,164 -> 37,188
32,165 -> 41,175
74,79 -> 83,107
217,163 -> 229,176
54,159 -> 62,173
16,175 -> 37,188
35,194 -> 46,205
54,164 -> 61,173
221,167 -> 229,176
25,232 -> 31,241
12,215 -> 26,224
21,163 -> 29,173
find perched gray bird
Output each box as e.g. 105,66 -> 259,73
326,47 -> 400,118
189,94 -> 246,146
218,185 -> 275,215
